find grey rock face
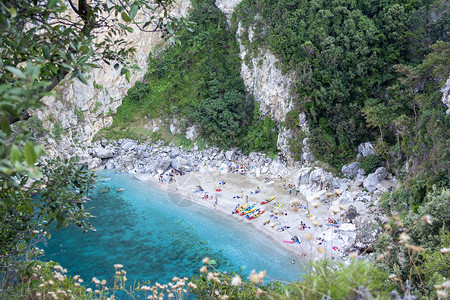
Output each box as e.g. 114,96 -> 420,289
185,125 -> 199,140
155,160 -> 171,174
88,157 -> 103,170
358,142 -> 376,157
374,167 -> 389,181
225,150 -> 235,161
363,167 -> 389,192
342,205 -> 359,223
342,162 -> 361,178
352,214 -> 380,251
121,141 -> 136,151
363,173 -> 380,192
171,156 -> 193,172
91,147 -> 115,159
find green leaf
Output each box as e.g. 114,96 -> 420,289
48,0 -> 57,9
5,66 -> 26,79
42,45 -> 50,59
77,73 -> 88,85
10,7 -> 17,18
1,114 -> 12,137
56,215 -> 64,232
129,5 -> 138,20
10,145 -> 22,163
24,141 -> 37,166
121,12 -> 132,22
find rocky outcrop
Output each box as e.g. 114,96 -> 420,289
215,0 -> 241,22
441,76 -> 450,115
36,1 -> 191,159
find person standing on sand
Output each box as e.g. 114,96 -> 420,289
246,195 -> 249,203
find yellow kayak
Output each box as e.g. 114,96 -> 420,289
232,204 -> 248,214
261,196 -> 275,205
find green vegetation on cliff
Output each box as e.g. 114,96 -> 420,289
102,0 -> 279,154
234,0 -> 449,170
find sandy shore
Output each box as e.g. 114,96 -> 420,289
139,166 -> 348,265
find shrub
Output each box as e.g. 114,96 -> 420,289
359,154 -> 381,174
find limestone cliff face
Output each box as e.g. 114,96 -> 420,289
37,1 -> 191,158
441,76 -> 450,115
217,0 -> 302,163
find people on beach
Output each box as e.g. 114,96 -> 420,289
117,188 -> 125,192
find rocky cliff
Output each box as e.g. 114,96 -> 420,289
36,1 -> 191,159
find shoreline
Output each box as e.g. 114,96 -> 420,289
134,166 -> 346,263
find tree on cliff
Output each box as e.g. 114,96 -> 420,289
0,0 -> 184,292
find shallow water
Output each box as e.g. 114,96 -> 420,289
43,169 -> 303,286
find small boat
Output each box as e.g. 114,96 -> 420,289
241,206 -> 257,216
246,208 -> 260,219
232,204 -> 247,214
248,209 -> 265,220
239,203 -> 256,215
260,196 -> 275,205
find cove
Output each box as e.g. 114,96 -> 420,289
42,169 -> 303,286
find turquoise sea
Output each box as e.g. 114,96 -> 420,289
43,169 -> 303,288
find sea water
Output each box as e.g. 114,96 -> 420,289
42,169 -> 303,288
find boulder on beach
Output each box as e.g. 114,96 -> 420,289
171,156 -> 193,172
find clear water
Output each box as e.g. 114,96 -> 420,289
42,169 -> 303,286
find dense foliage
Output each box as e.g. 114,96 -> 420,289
106,0 -> 279,153
233,0 -> 449,169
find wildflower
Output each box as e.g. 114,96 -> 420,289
114,264 -> 123,269
220,295 -> 229,300
397,221 -> 404,227
36,293 -> 41,297
214,290 -> 220,296
437,290 -> 447,299
78,278 -> 84,283
422,215 -> 433,224
167,293 -> 174,298
73,275 -> 80,280
200,266 -> 207,273
398,232 -> 410,244
115,271 -> 121,276
442,280 -> 450,289
172,276 -> 180,282
406,244 -> 424,252
101,279 -> 107,286
249,270 -> 266,284
440,248 -> 449,254
311,219 -> 319,226
317,246 -> 325,254
92,277 -> 100,285
48,279 -> 54,285
339,204 -> 345,210
207,272 -> 214,281
332,208 -> 339,215
121,270 -> 127,275
141,286 -> 151,291
311,202 -> 319,208
75,283 -> 80,287
256,288 -> 265,298
231,275 -> 242,286
202,257 -> 210,264
326,193 -> 332,197
305,233 -> 313,240
95,289 -> 100,294
384,224 -> 391,230
38,283 -> 46,288
188,282 -> 197,289
86,288 -> 92,293
349,252 -> 358,259
53,265 -> 63,271
389,274 -> 398,282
